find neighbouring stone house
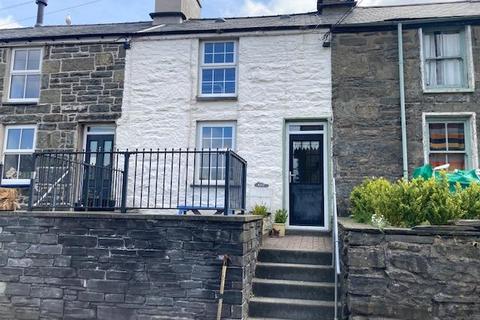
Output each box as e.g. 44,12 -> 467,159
0,21 -> 150,197
333,1 -> 480,215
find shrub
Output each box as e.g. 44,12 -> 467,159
350,176 -> 472,228
350,178 -> 392,224
457,182 -> 480,219
251,204 -> 270,218
274,209 -> 288,224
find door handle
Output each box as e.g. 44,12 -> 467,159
289,171 -> 295,183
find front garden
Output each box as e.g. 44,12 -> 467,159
350,172 -> 480,228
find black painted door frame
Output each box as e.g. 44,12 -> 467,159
287,123 -> 327,230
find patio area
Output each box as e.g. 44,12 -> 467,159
262,233 -> 332,252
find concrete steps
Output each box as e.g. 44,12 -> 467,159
248,247 -> 336,320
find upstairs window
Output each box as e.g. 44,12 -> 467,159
2,125 -> 37,185
199,41 -> 237,97
422,27 -> 473,91
9,48 -> 42,102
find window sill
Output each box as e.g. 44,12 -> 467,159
2,101 -> 39,106
196,96 -> 238,102
423,87 -> 475,94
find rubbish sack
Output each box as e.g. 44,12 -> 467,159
413,164 -> 480,190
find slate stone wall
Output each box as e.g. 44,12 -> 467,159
0,43 -> 126,150
332,25 -> 480,215
0,212 -> 262,320
338,218 -> 480,320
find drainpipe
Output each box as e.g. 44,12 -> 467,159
398,23 -> 409,179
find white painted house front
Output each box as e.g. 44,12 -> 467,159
117,24 -> 333,230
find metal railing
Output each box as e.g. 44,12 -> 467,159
28,149 -> 247,214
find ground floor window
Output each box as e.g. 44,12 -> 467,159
425,117 -> 472,170
2,125 -> 36,185
197,122 -> 236,180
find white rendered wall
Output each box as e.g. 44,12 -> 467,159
118,31 -> 332,213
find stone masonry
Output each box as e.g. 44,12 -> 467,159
339,218 -> 480,320
0,43 -> 126,151
0,212 -> 262,320
332,25 -> 480,215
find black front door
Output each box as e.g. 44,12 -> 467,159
289,134 -> 325,227
82,134 -> 115,209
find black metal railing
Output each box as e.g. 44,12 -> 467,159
28,149 -> 247,215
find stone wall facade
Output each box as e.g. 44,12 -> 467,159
0,212 -> 262,320
339,218 -> 480,320
0,42 -> 126,151
332,24 -> 480,215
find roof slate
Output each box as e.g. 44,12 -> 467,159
343,1 -> 480,25
1,1 -> 480,41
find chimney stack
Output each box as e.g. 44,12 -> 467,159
150,0 -> 201,25
317,0 -> 356,15
35,0 -> 48,27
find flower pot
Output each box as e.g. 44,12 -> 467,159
273,223 -> 286,237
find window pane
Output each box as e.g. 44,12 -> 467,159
447,123 -> 465,151
447,153 -> 466,170
438,59 -> 463,87
213,82 -> 224,94
214,42 -> 225,53
211,138 -> 223,149
13,50 -> 27,71
204,53 -> 213,64
212,127 -> 223,138
438,32 -> 461,57
224,138 -> 233,148
225,42 -> 234,53
202,127 -> 211,137
213,69 -> 224,81
225,82 -> 236,94
225,53 -> 234,63
25,75 -> 41,99
204,43 -> 214,54
27,49 -> 41,70
6,129 -> 21,150
225,68 -> 236,81
10,75 -> 25,99
202,138 -> 211,149
3,155 -> 19,180
20,129 -> 35,150
202,83 -> 213,95
18,155 -> 34,179
202,69 -> 213,81
429,123 -> 447,151
224,127 -> 233,138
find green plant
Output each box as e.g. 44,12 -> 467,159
456,182 -> 480,220
274,209 -> 288,224
350,178 -> 392,224
251,204 -> 270,218
350,176 -> 468,228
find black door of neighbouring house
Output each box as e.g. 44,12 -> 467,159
82,134 -> 115,209
289,134 -> 325,227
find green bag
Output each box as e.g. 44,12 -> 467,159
413,165 -> 480,190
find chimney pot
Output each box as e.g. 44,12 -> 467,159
35,0 -> 48,27
150,0 -> 201,25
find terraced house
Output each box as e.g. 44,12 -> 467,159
332,1 -> 480,215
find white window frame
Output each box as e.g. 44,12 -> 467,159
8,48 -> 43,103
419,26 -> 475,93
2,124 -> 37,186
196,121 -> 237,182
198,40 -> 238,98
422,113 -> 478,170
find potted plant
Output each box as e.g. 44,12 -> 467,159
251,204 -> 272,235
273,209 -> 288,237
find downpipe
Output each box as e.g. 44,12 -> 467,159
398,23 -> 409,179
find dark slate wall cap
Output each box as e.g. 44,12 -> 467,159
0,211 -> 263,222
339,217 -> 480,237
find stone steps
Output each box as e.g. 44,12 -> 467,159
248,246 -> 336,320
249,297 -> 335,320
252,278 -> 334,300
